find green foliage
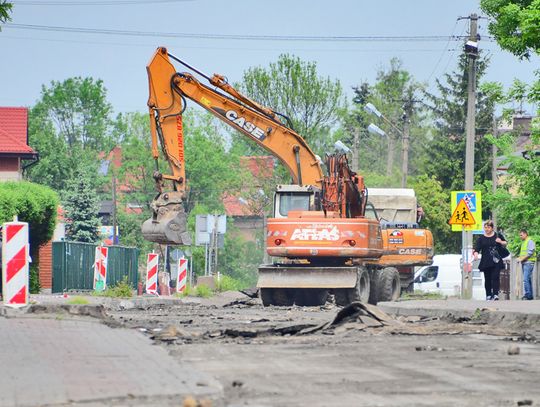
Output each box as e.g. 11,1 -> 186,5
0,181 -> 59,254
349,58 -> 428,179
0,1 -> 12,25
195,284 -> 212,298
29,264 -> 40,294
63,173 -> 101,243
485,130 -> 540,244
240,54 -> 345,153
410,175 -> 459,253
95,276 -> 133,298
27,77 -> 113,191
481,0 -> 540,59
214,274 -> 243,292
422,50 -> 496,191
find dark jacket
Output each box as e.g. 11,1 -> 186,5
475,233 -> 506,271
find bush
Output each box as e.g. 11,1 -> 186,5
214,274 -> 242,292
195,284 -> 212,298
94,276 -> 133,298
29,264 -> 40,294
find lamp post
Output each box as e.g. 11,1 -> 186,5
365,103 -> 410,187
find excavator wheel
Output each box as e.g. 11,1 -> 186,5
294,289 -> 329,307
368,268 -> 381,305
335,267 -> 370,306
377,267 -> 401,302
260,288 -> 295,307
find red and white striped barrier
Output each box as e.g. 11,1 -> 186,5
176,257 -> 188,293
93,246 -> 108,291
145,253 -> 159,295
2,221 -> 30,307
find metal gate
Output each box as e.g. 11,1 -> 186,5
52,241 -> 139,293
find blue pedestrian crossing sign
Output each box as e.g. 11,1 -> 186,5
450,191 -> 482,232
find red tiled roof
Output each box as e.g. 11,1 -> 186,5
0,107 -> 36,155
223,156 -> 275,217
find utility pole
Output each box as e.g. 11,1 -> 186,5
491,116 -> 498,228
112,173 -> 117,245
462,13 -> 479,299
352,127 -> 360,173
401,113 -> 410,188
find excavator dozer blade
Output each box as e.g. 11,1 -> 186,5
141,210 -> 192,246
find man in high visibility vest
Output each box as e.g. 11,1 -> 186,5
519,229 -> 536,300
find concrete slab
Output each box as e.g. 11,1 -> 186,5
0,316 -> 223,406
379,299 -> 540,325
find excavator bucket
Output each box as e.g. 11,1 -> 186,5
141,192 -> 192,246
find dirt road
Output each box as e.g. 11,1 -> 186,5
103,292 -> 540,407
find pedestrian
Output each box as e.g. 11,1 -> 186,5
472,220 -> 508,300
518,228 -> 536,300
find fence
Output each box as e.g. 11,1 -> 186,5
508,258 -> 539,300
52,241 -> 139,293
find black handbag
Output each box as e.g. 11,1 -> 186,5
496,232 -> 510,258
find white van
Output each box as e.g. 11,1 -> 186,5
414,254 -> 485,300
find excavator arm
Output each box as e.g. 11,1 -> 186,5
141,46 -> 324,245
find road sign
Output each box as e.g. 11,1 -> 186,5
93,246 -> 108,291
449,199 -> 476,225
451,191 -> 482,232
2,221 -> 30,307
145,253 -> 159,295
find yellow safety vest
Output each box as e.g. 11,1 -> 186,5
520,237 -> 537,263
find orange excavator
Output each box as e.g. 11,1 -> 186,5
141,47 -> 433,306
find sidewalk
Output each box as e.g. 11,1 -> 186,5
379,298 -> 540,325
0,303 -> 223,407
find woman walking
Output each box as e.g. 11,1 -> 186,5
472,220 -> 508,300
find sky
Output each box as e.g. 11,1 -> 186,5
1,0 -> 539,116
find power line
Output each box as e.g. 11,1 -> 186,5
5,23 -> 472,42
11,0 -> 193,5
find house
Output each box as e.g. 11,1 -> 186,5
496,114 -> 538,176
0,107 -> 38,180
223,156 -> 275,241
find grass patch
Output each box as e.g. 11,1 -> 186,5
67,296 -> 90,305
401,290 -> 447,301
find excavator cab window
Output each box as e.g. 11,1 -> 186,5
278,192 -> 311,217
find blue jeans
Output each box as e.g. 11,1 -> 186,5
522,262 -> 534,299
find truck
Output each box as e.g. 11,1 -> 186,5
367,188 -> 431,292
141,47 -> 433,306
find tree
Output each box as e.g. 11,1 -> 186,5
348,58 -> 428,185
481,0 -> 540,59
422,51 -> 496,191
63,173 -> 101,243
240,54 -> 346,154
0,1 -> 12,27
409,175 -> 460,253
27,77 -> 114,190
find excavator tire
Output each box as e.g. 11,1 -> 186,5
335,267 -> 370,306
378,267 -> 401,302
260,288 -> 295,307
295,289 -> 329,306
368,268 -> 381,305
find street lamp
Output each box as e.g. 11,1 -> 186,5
364,103 -> 410,188
367,123 -> 386,138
